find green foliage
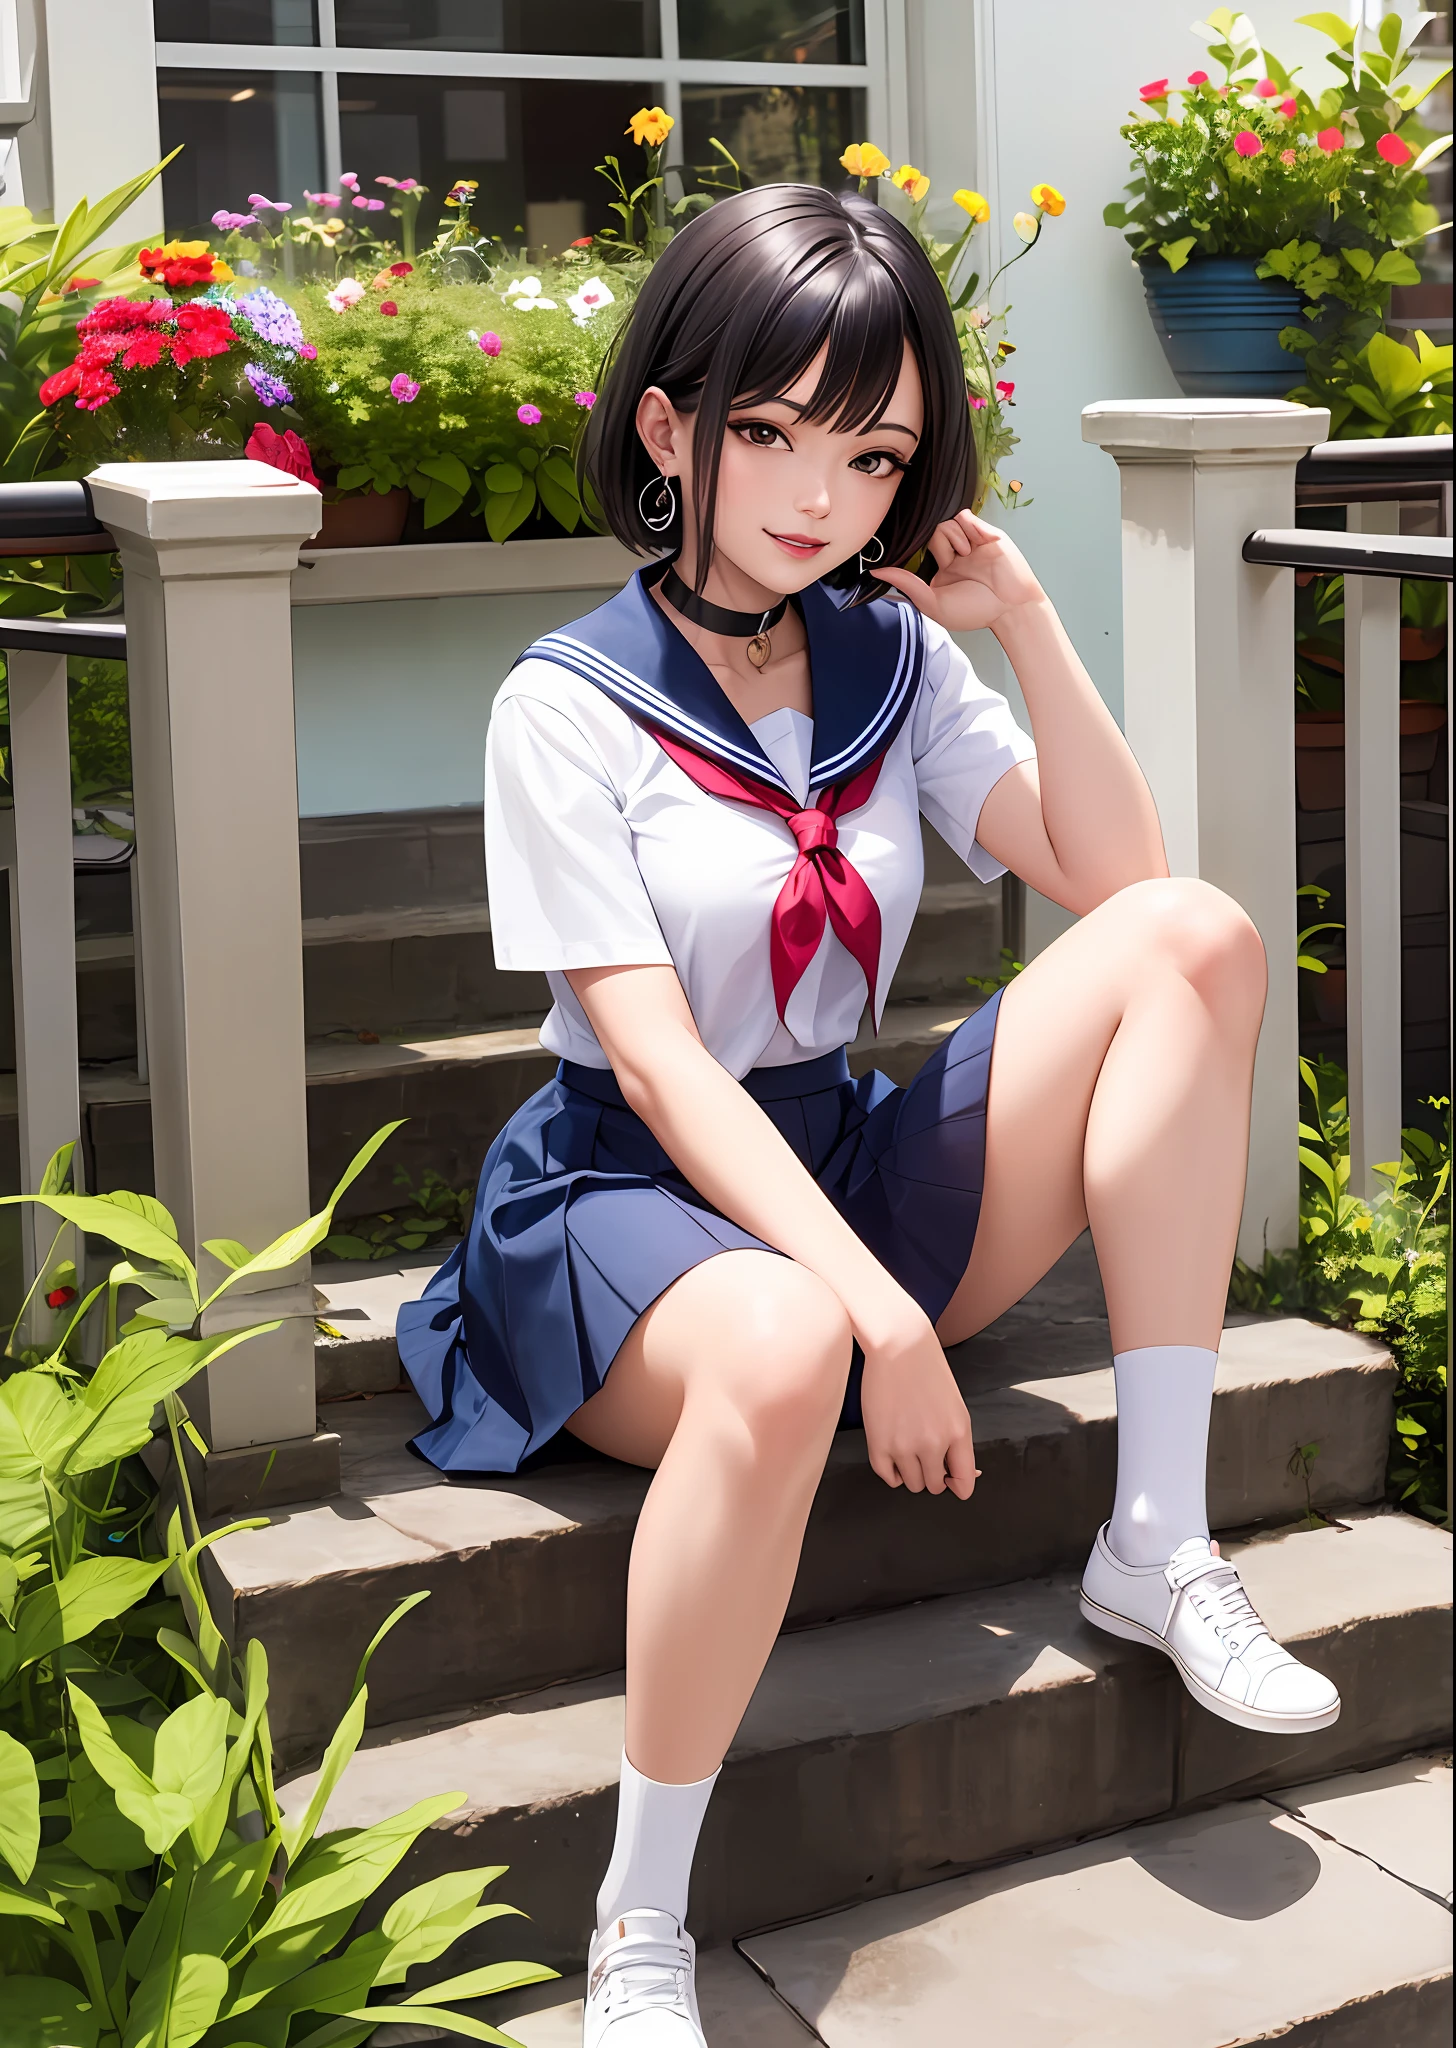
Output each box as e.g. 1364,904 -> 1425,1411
1231,1058 -> 1450,1525
0,1131 -> 552,2041
965,947 -> 1026,997
1280,322 -> 1451,438
320,1168 -> 476,1266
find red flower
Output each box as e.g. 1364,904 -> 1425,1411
571,235 -> 594,247
1255,77 -> 1278,97
388,261 -> 413,276
140,248 -> 216,288
170,302 -> 235,367
996,379 -> 1015,398
39,362 -> 81,405
246,421 -> 320,487
1186,70 -> 1209,85
379,299 -> 398,316
1234,130 -> 1263,157
45,1286 -> 76,1310
1317,126 -> 1345,152
61,275 -> 100,294
121,330 -> 167,371
1279,96 -> 1297,118
1139,78 -> 1169,100
1376,132 -> 1412,166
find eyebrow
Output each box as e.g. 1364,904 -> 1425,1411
729,397 -> 921,442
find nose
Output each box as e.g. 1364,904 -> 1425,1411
793,470 -> 833,520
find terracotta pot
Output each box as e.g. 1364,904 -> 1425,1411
1313,966 -> 1347,1028
1294,702 -> 1447,811
314,487 -> 410,549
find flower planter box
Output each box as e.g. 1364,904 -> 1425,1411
316,487 -> 410,549
292,531 -> 640,605
1140,258 -> 1306,399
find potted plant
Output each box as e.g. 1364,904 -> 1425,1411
1107,8 -> 1448,400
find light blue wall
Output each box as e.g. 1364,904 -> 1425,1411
291,588 -> 605,816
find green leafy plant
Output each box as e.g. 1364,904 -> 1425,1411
320,1168 -> 477,1265
966,947 -> 1027,997
0,1131 -> 553,2042
1279,321 -> 1451,437
1232,1057 -> 1450,1525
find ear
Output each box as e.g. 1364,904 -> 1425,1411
636,385 -> 684,477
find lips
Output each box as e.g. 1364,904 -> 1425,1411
767,531 -> 827,556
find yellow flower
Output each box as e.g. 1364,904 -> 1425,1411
891,163 -> 930,201
210,258 -> 235,281
323,217 -> 346,235
627,106 -> 675,147
1030,182 -> 1066,215
840,142 -> 892,179
163,238 -> 211,259
1012,210 -> 1039,244
954,188 -> 990,222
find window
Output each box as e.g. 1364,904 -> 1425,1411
154,2 -> 879,241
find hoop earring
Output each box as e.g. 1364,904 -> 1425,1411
638,472 -> 679,534
859,533 -> 885,576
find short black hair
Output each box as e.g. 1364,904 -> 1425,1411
581,183 -> 973,600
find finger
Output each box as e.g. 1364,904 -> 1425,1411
938,518 -> 974,557
876,565 -> 940,613
925,527 -> 958,571
957,508 -> 1002,544
946,1435 -> 981,1501
896,1453 -> 926,1495
869,1447 -> 903,1489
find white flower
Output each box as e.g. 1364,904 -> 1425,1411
502,274 -> 558,310
326,277 -> 366,313
567,275 -> 616,326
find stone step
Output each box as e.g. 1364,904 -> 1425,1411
486,1754 -> 1453,2046
277,1509 -> 1453,1977
66,998 -> 980,1219
207,1243 -> 1395,1765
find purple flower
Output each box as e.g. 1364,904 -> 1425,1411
517,403 -> 543,426
248,193 -> 292,213
573,390 -> 596,408
245,362 -> 294,407
212,209 -> 258,231
390,372 -> 420,403
234,286 -> 308,353
478,331 -> 502,356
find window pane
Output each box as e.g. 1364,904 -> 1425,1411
333,1 -> 660,56
153,1 -> 317,42
338,76 -> 653,249
679,1 -> 865,65
159,71 -> 324,234
681,84 -> 864,190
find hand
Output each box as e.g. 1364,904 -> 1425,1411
858,1308 -> 980,1498
878,508 -> 1045,635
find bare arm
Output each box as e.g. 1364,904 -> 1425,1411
566,961 -> 978,1497
880,513 -> 1168,914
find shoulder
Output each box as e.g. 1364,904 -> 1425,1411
489,655 -> 646,794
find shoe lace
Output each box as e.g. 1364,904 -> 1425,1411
593,1935 -> 692,2018
1171,1551 -> 1272,1658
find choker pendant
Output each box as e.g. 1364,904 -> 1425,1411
662,565 -> 789,671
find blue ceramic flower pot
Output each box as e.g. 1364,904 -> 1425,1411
1139,256 -> 1307,398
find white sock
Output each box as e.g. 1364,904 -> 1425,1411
1109,1345 -> 1218,1567
595,1751 -> 720,1933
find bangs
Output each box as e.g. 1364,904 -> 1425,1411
583,184 -> 974,598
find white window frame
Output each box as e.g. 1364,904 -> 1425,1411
156,1 -> 910,197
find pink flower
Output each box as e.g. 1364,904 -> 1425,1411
1139,78 -> 1169,100
390,372 -> 420,402
1279,97 -> 1297,118
249,194 -> 291,212
478,331 -> 501,356
996,380 -> 1015,399
1377,132 -> 1413,166
517,403 -> 543,426
1317,126 -> 1344,152
352,195 -> 386,210
968,394 -> 987,409
304,190 -> 341,208
574,390 -> 596,408
299,343 -> 318,359
1234,130 -> 1263,157
1281,148 -> 1296,164
340,172 -> 360,192
379,300 -> 398,316
1255,77 -> 1278,97
326,277 -> 366,313
1186,70 -> 1209,85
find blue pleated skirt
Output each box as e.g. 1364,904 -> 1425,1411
397,990 -> 1003,1474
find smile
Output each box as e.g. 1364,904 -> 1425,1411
766,531 -> 828,557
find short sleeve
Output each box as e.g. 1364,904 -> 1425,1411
911,623 -> 1037,882
485,687 -> 673,972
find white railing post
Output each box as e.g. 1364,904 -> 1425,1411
85,460 -> 332,1509
1081,400 -> 1331,1264
1343,500 -> 1404,1194
2,647 -> 83,1347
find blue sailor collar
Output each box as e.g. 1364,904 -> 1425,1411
519,564 -> 926,796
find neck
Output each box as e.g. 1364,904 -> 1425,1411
670,542 -> 786,615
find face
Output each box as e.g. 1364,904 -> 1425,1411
636,340 -> 925,599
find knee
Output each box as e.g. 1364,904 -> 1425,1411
708,1262 -> 852,1454
1120,878 -> 1266,1014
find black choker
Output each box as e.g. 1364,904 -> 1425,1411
662,565 -> 789,670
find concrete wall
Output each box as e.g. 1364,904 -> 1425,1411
17,0 -> 162,236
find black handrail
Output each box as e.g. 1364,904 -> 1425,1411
1296,434 -> 1452,489
0,616 -> 127,657
0,479 -> 108,543
1243,529 -> 1453,580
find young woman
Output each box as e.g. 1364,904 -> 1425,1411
399,183 -> 1339,2046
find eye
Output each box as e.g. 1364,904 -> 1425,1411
730,420 -> 790,449
848,449 -> 906,478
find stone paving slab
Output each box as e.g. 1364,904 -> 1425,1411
481,1944 -> 812,2046
213,1307 -> 1393,1763
277,1511 -> 1451,1975
1268,1753 -> 1453,1905
739,1785 -> 1454,2047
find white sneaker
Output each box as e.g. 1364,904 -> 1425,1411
583,1908 -> 707,2046
1080,1525 -> 1341,1735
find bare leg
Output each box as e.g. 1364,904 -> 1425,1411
938,877 -> 1267,1350
567,1248 -> 851,1782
